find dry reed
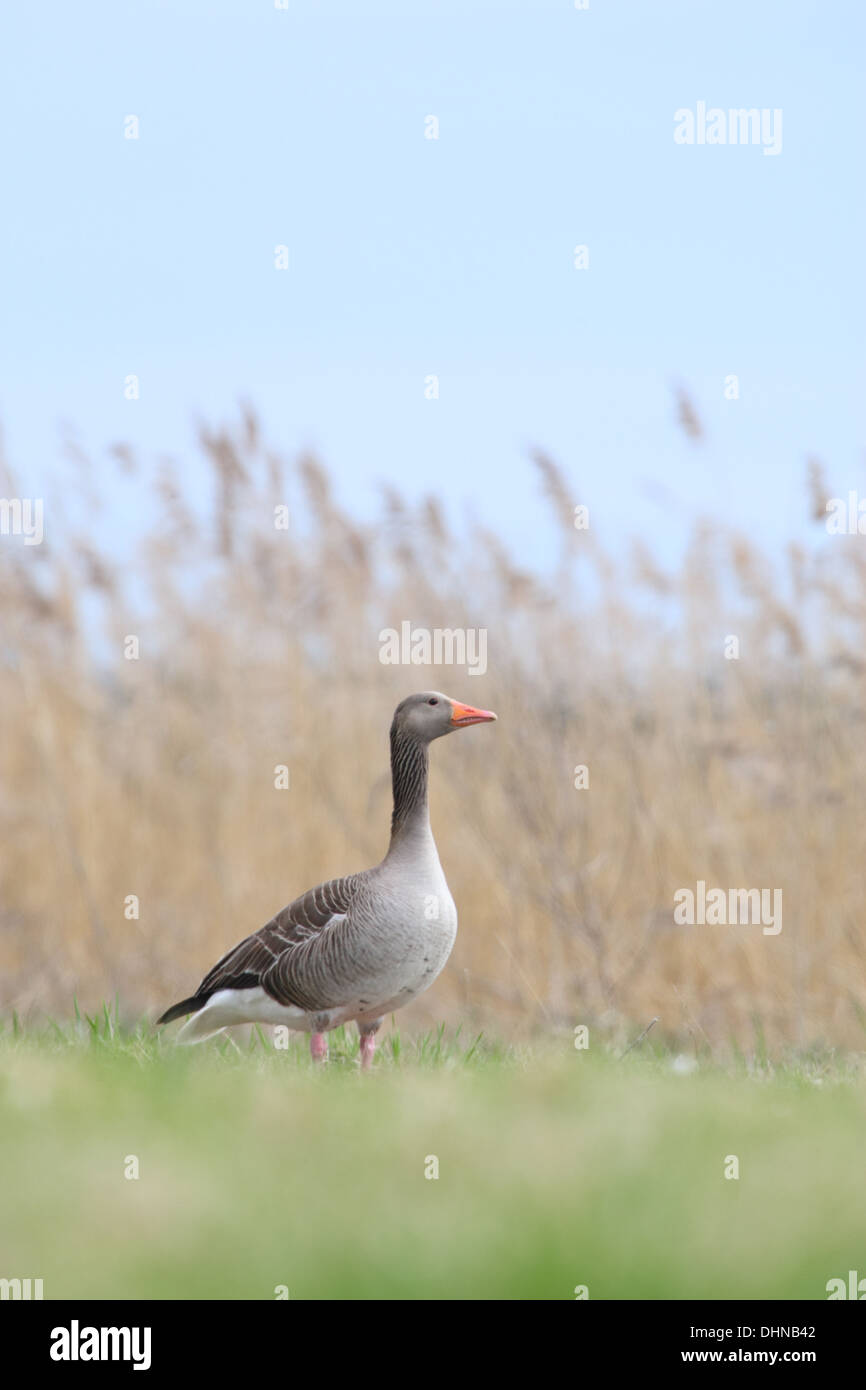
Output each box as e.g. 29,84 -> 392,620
2,413 -> 864,1055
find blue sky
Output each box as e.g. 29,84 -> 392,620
1,0 -> 863,570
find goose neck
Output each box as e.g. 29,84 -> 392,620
387,726 -> 431,851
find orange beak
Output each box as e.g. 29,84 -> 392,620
450,701 -> 498,727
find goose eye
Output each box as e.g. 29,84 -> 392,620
427,698 -> 438,705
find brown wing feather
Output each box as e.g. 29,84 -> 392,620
191,874 -> 362,1008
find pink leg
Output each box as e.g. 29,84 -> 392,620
359,1032 -> 377,1071
310,1032 -> 328,1064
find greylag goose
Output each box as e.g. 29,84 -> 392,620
157,692 -> 497,1066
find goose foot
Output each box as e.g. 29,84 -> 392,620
358,1019 -> 382,1071
310,1032 -> 328,1064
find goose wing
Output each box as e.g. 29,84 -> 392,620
158,874 -> 362,1022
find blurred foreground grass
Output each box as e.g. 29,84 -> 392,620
1,1016 -> 864,1300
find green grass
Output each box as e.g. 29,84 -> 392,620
1,1014 -> 864,1300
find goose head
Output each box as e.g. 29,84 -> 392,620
392,691 -> 498,744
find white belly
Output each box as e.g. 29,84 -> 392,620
327,877 -> 458,1023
